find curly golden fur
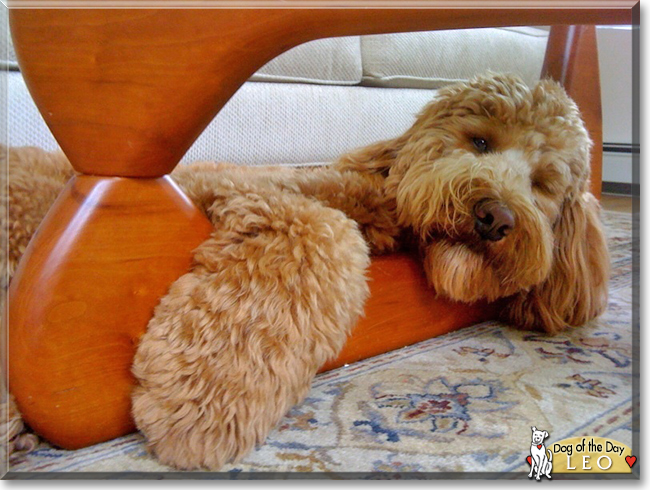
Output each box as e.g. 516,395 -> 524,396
131,162 -> 373,469
334,74 -> 609,331
1,74 -> 609,470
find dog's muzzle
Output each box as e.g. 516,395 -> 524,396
473,199 -> 515,242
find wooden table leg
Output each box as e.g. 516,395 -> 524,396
541,25 -> 604,199
8,176 -> 213,448
6,8 -> 630,449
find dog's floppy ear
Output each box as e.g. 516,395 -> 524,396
335,135 -> 409,177
532,426 -> 537,432
543,431 -> 548,439
507,192 -> 610,333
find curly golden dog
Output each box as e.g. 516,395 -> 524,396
2,74 -> 609,469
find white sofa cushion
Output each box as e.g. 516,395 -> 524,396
0,8 -> 18,70
249,36 -> 362,86
183,82 -> 438,166
5,72 -> 438,166
360,27 -> 549,89
5,72 -> 59,150
4,26 -> 551,168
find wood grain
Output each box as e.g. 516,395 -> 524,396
6,8 -> 625,449
320,253 -> 500,373
10,8 -> 630,178
7,176 -> 213,448
541,25 -> 604,199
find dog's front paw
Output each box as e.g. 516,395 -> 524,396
132,194 -> 369,470
422,240 -> 508,303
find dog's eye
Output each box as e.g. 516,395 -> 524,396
532,180 -> 553,195
472,137 -> 490,153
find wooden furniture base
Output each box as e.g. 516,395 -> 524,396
6,6 -> 630,449
8,176 -> 213,448
320,254 -> 499,373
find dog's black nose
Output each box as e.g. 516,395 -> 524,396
473,199 -> 515,242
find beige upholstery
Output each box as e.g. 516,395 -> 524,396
360,27 -> 549,89
2,25 -> 549,166
250,36 -> 362,86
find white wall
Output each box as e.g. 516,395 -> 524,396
597,25 -> 634,185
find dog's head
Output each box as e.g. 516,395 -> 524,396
340,74 -> 609,333
531,426 -> 549,445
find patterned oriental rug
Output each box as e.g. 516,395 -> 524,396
7,210 -> 637,478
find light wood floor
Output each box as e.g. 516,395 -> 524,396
601,193 -> 634,213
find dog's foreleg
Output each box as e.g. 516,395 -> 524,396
173,162 -> 401,255
292,167 -> 401,254
1,146 -> 74,282
131,191 -> 370,470
545,450 -> 553,478
535,456 -> 544,480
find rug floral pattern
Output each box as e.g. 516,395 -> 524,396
8,210 -> 636,476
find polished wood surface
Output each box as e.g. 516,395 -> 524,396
6,7 -> 626,449
10,8 -> 630,178
541,25 -> 603,199
8,176 -> 213,448
320,254 -> 499,373
325,192 -> 635,375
